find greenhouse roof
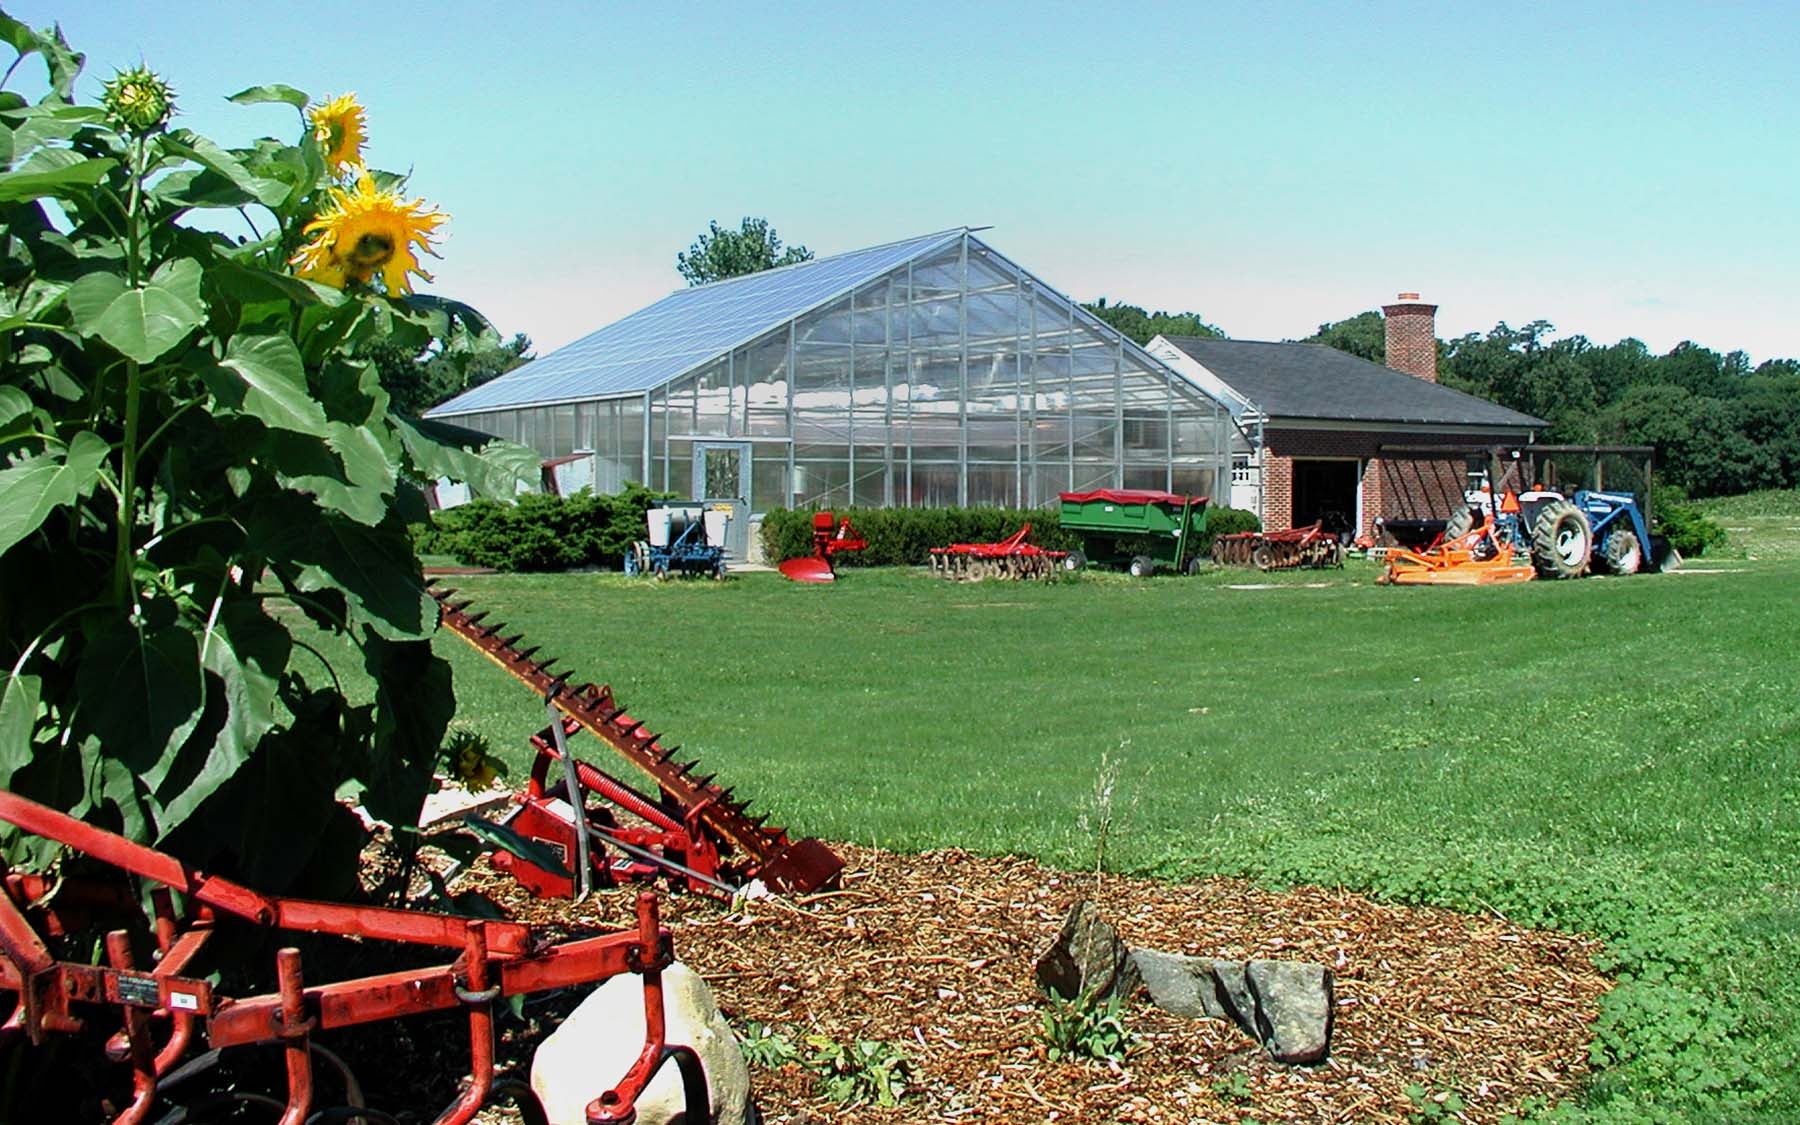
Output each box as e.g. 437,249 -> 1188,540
429,228 -> 968,416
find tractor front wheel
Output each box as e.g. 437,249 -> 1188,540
1530,500 -> 1592,578
1600,527 -> 1642,575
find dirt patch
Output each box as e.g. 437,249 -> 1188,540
439,845 -> 1607,1124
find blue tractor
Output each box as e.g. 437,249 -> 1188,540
1445,486 -> 1669,578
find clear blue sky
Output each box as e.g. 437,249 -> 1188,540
13,1 -> 1798,363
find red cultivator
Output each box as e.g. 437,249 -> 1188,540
431,586 -> 844,899
0,788 -> 705,1125
1210,522 -> 1346,570
776,511 -> 866,583
928,523 -> 1068,580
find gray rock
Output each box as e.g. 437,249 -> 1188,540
1130,949 -> 1231,1020
1034,900 -> 1141,1002
1208,959 -> 1259,1032
532,961 -> 754,1125
1245,959 -> 1334,1066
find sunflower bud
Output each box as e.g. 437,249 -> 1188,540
101,65 -> 176,135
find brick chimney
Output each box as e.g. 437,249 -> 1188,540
1382,292 -> 1438,383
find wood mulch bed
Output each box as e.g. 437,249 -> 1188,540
443,843 -> 1608,1124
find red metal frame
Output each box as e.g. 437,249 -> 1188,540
928,523 -> 1069,579
0,788 -> 703,1125
1210,521 -> 1346,570
431,586 -> 843,896
490,717 -> 731,898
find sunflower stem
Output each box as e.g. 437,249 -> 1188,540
113,135 -> 148,610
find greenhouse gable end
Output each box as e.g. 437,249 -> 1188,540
428,229 -> 1236,515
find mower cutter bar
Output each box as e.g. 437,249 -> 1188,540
430,585 -> 843,894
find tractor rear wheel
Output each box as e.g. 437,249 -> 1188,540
1600,526 -> 1642,575
1128,555 -> 1155,578
1444,508 -> 1477,540
1530,499 -> 1592,578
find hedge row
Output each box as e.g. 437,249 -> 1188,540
759,504 -> 1261,567
417,484 -> 673,571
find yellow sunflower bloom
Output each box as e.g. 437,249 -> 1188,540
290,170 -> 448,295
309,93 -> 367,174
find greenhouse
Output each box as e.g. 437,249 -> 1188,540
428,228 -> 1236,527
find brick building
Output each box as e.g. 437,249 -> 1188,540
1145,295 -> 1543,537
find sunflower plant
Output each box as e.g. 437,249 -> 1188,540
0,11 -> 537,893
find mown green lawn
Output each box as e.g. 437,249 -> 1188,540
420,515 -> 1800,1122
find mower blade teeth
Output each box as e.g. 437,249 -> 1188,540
547,672 -> 572,696
654,744 -> 679,762
501,634 -> 525,649
517,646 -> 541,662
464,610 -> 489,626
692,773 -> 716,789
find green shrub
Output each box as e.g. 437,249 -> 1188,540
1654,498 -> 1729,558
426,483 -> 673,571
1196,505 -> 1259,554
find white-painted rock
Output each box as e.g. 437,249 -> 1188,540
531,962 -> 753,1125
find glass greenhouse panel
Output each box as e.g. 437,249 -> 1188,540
907,463 -> 958,507
753,449 -> 790,512
968,464 -> 1022,508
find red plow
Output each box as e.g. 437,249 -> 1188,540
0,788 -> 706,1125
430,586 -> 844,898
776,511 -> 866,583
1210,522 -> 1346,570
928,523 -> 1068,580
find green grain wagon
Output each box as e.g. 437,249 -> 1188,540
1057,489 -> 1210,576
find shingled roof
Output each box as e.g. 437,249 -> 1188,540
1159,337 -> 1543,430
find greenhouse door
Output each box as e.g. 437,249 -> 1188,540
693,442 -> 751,560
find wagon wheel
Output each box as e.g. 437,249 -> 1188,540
1127,555 -> 1156,578
1062,550 -> 1087,572
1184,555 -> 1208,576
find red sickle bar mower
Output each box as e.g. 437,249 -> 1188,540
776,511 -> 866,583
0,788 -> 706,1125
430,586 -> 844,899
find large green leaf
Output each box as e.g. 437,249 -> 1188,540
0,149 -> 115,204
0,17 -> 83,100
160,130 -> 289,209
150,602 -> 287,833
253,501 -> 433,640
267,426 -> 389,527
227,84 -> 310,109
0,674 -> 41,781
74,617 -> 205,772
395,415 -> 538,500
67,258 -> 206,364
0,386 -> 32,427
0,429 -> 108,555
216,333 -> 329,435
359,635 -> 451,827
207,259 -> 335,310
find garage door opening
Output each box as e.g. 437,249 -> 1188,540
1291,460 -> 1359,535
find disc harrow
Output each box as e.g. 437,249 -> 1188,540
0,788 -> 705,1125
928,524 -> 1068,580
430,586 -> 843,897
1210,522 -> 1345,570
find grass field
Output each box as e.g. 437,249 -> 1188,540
415,510 -> 1800,1121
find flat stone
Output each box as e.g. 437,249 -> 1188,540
532,961 -> 753,1125
1246,959 -> 1334,1065
1034,900 -> 1140,1002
